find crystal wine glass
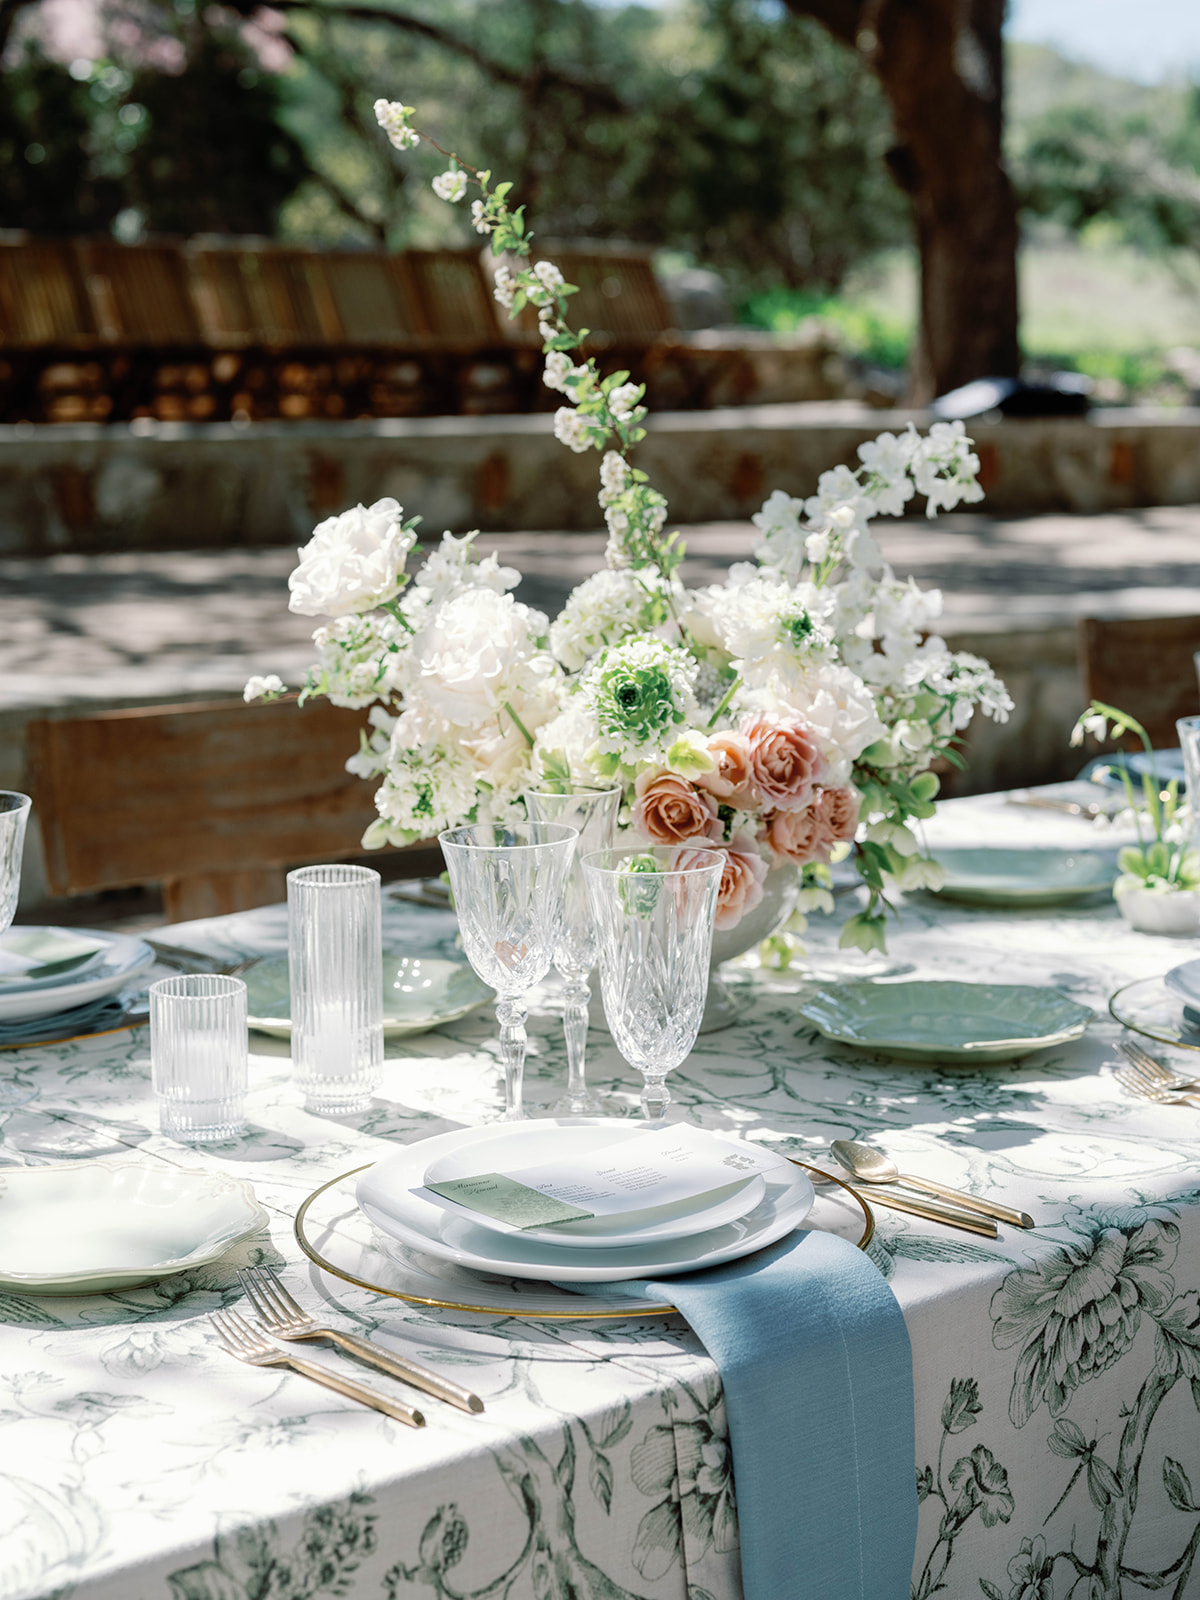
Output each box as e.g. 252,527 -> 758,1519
439,820 -> 578,1121
523,784 -> 621,1116
583,846 -> 723,1121
0,792 -> 34,1110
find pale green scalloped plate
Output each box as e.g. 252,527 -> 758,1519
796,980 -> 1093,1065
928,848 -> 1116,908
246,955 -> 493,1039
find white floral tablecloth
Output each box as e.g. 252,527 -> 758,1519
3,798 -> 1200,1600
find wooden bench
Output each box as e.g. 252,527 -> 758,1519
25,696 -> 423,923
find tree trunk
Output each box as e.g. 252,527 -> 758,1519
783,0 -> 1020,403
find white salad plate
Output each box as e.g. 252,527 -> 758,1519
0,1160 -> 268,1294
0,926 -> 112,992
356,1120 -> 813,1282
418,1120 -> 768,1247
0,932 -> 155,1022
244,954 -> 493,1038
796,980 -> 1093,1065
928,847 -> 1116,908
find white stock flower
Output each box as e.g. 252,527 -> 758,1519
374,99 -> 419,151
751,489 -> 808,576
310,612 -> 404,708
554,407 -> 601,454
599,450 -> 629,501
608,382 -> 642,424
402,531 -> 519,622
492,264 -> 517,310
857,430 -> 915,517
288,498 -> 416,618
243,673 -> 285,702
431,168 -> 467,202
371,718 -> 479,843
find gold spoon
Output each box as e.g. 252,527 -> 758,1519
830,1140 -> 1034,1229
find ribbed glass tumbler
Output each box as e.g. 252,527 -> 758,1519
287,864 -> 383,1114
0,791 -> 31,935
149,974 -> 248,1141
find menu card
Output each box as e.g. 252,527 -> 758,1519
418,1124 -> 779,1233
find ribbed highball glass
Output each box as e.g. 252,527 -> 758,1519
287,864 -> 383,1114
524,785 -> 621,1116
0,792 -> 31,936
149,973 -> 248,1141
583,846 -> 723,1121
439,821 -> 578,1120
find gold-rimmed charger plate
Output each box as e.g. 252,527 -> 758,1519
1109,975 -> 1200,1053
294,1160 -> 874,1321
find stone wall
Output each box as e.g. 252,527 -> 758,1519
2,404 -> 1198,556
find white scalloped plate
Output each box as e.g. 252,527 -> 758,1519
0,1161 -> 268,1294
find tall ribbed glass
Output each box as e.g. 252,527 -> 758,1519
287,864 -> 383,1113
149,973 -> 248,1141
0,792 -> 31,936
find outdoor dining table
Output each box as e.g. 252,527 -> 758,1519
3,790 -> 1200,1600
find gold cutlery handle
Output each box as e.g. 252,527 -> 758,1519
327,1329 -> 484,1414
902,1175 -> 1033,1229
284,1353 -> 425,1427
846,1185 -> 998,1237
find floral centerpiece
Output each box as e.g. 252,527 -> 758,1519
247,96 -> 1013,952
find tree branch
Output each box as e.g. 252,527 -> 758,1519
263,0 -> 628,113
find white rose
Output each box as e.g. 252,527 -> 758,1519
288,498 -> 417,618
415,588 -> 547,727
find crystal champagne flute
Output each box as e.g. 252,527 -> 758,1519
583,846 -> 723,1121
0,792 -> 34,1109
439,821 -> 578,1120
523,785 -> 621,1115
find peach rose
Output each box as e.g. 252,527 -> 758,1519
695,731 -> 757,807
745,718 -> 827,812
710,832 -> 769,929
632,769 -> 720,845
764,802 -> 829,863
816,785 -> 860,843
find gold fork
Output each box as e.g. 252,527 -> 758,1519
238,1267 -> 483,1415
1119,1038 -> 1200,1092
1114,1063 -> 1200,1110
209,1308 -> 425,1427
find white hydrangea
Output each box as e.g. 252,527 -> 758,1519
550,567 -> 673,671
288,498 -> 417,618
374,99 -> 420,151
431,168 -> 467,202
407,587 -> 552,730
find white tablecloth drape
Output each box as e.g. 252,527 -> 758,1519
3,795 -> 1199,1600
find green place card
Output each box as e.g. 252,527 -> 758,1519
424,1173 -> 595,1230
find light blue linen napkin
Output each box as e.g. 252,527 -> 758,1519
568,1228 -> 916,1600
0,994 -> 129,1047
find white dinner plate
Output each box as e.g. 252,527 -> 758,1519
356,1120 -> 814,1282
0,932 -> 155,1022
244,954 -> 493,1038
0,926 -> 111,991
419,1120 -> 767,1247
0,1160 -> 268,1294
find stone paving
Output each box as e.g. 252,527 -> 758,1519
4,504 -> 1200,704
